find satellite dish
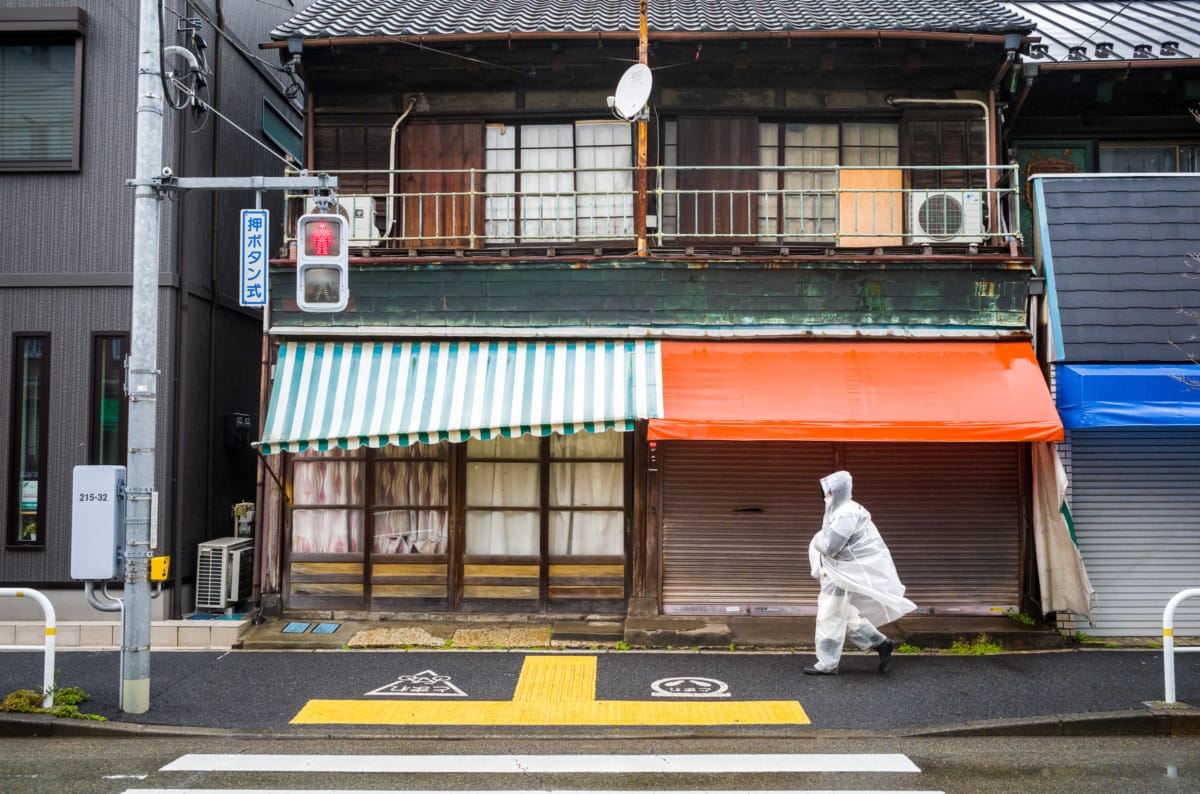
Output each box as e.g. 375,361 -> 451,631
610,63 -> 653,121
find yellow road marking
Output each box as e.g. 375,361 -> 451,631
291,655 -> 809,726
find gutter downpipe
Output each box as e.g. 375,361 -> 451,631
385,96 -> 420,242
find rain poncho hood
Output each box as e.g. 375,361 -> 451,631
809,470 -> 916,627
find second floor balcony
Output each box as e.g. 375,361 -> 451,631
286,163 -> 1021,258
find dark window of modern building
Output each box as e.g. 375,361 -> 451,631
90,334 -> 126,465
9,335 -> 50,546
1099,144 -> 1200,173
0,8 -> 87,172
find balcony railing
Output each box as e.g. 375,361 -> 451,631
286,164 -> 1020,252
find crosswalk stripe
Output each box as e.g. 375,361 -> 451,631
131,790 -> 944,794
160,753 -> 921,774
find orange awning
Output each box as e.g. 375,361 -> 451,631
648,340 -> 1063,442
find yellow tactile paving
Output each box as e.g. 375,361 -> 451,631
511,655 -> 596,702
290,654 -> 810,726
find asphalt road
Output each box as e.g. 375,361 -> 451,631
2,734 -> 1198,794
1,647 -> 1196,735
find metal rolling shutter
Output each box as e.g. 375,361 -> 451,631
661,442 -> 834,614
660,441 -> 1023,615
844,443 -> 1022,614
1069,429 -> 1200,637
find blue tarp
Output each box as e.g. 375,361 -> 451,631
1057,364 -> 1200,428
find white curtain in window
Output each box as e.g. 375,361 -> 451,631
466,457 -> 539,555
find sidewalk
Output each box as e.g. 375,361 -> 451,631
236,614 -> 1073,652
2,629 -> 1198,739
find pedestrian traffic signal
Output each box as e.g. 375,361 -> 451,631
296,213 -> 349,312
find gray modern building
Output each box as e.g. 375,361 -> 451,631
0,0 -> 304,620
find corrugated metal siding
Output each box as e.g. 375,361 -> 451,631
661,441 -> 1022,614
1069,429 -> 1200,636
845,442 -> 1022,611
661,442 -> 833,613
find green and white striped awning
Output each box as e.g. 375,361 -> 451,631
258,340 -> 664,455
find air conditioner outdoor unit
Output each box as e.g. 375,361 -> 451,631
909,190 -> 985,244
195,537 -> 253,611
305,196 -> 381,245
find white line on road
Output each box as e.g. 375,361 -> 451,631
131,790 -> 944,794
159,753 -> 921,774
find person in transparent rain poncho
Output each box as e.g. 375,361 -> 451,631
804,470 -> 916,675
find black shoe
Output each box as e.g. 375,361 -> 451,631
874,639 -> 897,673
803,665 -> 838,675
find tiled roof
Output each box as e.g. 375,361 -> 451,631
271,0 -> 1033,41
1006,1 -> 1200,63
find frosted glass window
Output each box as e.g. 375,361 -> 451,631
485,124 -> 517,241
521,123 -> 575,242
576,121 -> 633,238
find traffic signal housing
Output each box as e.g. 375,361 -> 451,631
296,212 -> 349,312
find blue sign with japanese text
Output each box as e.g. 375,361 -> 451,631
239,209 -> 269,306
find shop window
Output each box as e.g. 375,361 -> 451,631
90,334 -> 126,465
8,335 -> 49,546
291,447 -> 364,554
549,431 -> 624,555
0,9 -> 87,172
372,443 -> 449,554
465,435 -> 541,555
464,432 -> 627,557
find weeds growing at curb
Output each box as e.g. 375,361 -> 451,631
1,685 -> 106,721
946,634 -> 1003,655
897,643 -> 921,654
1005,609 -> 1038,627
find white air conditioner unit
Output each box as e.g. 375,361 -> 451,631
305,196 -> 380,245
195,537 -> 253,611
909,190 -> 985,244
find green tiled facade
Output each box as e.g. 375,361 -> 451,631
271,258 -> 1031,330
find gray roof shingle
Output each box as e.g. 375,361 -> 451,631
271,0 -> 1033,40
1005,1 -> 1200,63
1039,175 -> 1200,363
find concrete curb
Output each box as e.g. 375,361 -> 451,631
3,706 -> 1198,740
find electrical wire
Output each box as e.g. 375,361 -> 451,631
1077,1 -> 1135,47
162,1 -> 304,101
167,74 -> 302,169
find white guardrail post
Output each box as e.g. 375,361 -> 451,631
1163,587 -> 1200,705
0,587 -> 57,709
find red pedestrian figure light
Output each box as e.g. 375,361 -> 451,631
309,219 -> 333,256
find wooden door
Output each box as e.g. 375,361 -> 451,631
398,122 -> 485,248
677,117 -> 759,239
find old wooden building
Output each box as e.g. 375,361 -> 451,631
255,0 -> 1079,630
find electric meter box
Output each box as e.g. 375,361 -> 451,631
70,465 -> 126,580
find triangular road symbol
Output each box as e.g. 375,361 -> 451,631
365,669 -> 468,697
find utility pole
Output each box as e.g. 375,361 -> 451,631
636,0 -> 649,257
122,0 -> 166,714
